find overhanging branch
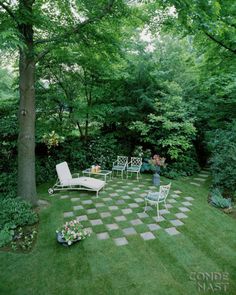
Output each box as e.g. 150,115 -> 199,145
204,32 -> 236,55
0,1 -> 18,25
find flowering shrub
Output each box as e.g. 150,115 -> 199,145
56,220 -> 90,246
42,131 -> 65,150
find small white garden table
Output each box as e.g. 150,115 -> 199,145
82,169 -> 112,182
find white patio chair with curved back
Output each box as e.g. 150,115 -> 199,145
48,161 -> 105,197
112,156 -> 128,179
126,157 -> 142,180
144,183 -> 171,219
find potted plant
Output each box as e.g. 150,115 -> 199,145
149,154 -> 166,186
56,219 -> 90,247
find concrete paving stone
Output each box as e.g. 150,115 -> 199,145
140,193 -> 147,197
130,219 -> 143,226
116,200 -> 125,205
106,223 -> 119,231
175,213 -> 188,219
108,206 -> 119,211
153,216 -> 165,222
109,193 -> 119,197
128,203 -> 139,208
100,212 -> 111,218
140,232 -> 156,240
185,197 -> 194,201
165,227 -> 180,236
127,191 -> 135,195
190,182 -> 201,186
116,189 -> 124,192
123,227 -> 137,236
194,178 -> 205,182
138,184 -> 145,187
148,186 -> 157,190
137,212 -> 149,219
159,209 -> 170,215
198,174 -> 208,178
84,227 -> 93,234
82,200 -> 93,205
182,201 -> 192,206
95,203 -> 105,208
122,195 -> 131,200
63,212 -> 74,218
97,232 -> 109,240
132,187 -> 140,191
166,204 -> 173,209
114,237 -> 128,246
134,198 -> 144,203
114,215 -> 127,222
168,199 -> 177,203
73,205 -> 84,211
127,183 -> 133,185
171,194 -> 180,198
90,219 -> 103,226
71,197 -> 80,202
122,208 -> 133,215
173,190 -> 182,194
103,197 -> 112,202
76,215 -> 88,221
147,223 -> 161,231
179,207 -> 190,212
170,219 -> 184,226
86,208 -> 97,214
60,195 -> 69,199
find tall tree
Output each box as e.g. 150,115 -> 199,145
0,0 -> 129,205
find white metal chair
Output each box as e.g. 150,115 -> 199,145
126,157 -> 142,180
144,183 -> 171,219
48,162 -> 105,197
112,156 -> 128,179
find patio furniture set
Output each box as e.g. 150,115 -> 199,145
48,158 -> 171,219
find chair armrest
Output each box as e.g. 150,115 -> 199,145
113,160 -> 118,166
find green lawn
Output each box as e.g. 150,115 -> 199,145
0,172 -> 235,295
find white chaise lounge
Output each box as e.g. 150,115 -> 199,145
48,161 -> 105,197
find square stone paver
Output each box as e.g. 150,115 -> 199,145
170,219 -> 184,227
73,205 -> 84,211
140,193 -> 147,197
179,207 -> 190,212
130,219 -> 143,226
114,237 -> 128,246
108,206 -> 119,211
103,197 -> 112,202
84,227 -> 93,234
135,198 -> 144,203
182,201 -> 192,206
76,215 -> 88,221
171,194 -> 180,199
166,204 -> 173,209
63,211 -> 74,218
97,232 -> 109,240
185,197 -> 194,201
194,178 -> 205,182
133,187 -> 140,191
95,203 -> 105,208
168,199 -> 177,203
71,197 -> 80,202
190,182 -> 201,186
165,227 -> 180,236
90,219 -> 103,226
175,213 -> 188,219
122,195 -> 131,200
159,209 -> 170,215
123,227 -> 137,236
128,203 -> 139,208
128,191 -> 135,195
122,208 -> 133,215
140,232 -> 156,240
100,212 -> 111,218
106,223 -> 119,231
115,215 -> 127,222
173,190 -> 182,194
153,216 -> 165,222
60,195 -> 69,199
137,212 -> 149,219
87,208 -> 97,214
147,223 -> 161,231
116,200 -> 125,205
110,193 -> 119,197
82,200 -> 93,205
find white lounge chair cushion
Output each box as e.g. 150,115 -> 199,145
69,177 -> 105,190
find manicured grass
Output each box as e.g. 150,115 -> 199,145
0,173 -> 235,295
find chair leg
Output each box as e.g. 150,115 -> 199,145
156,202 -> 160,219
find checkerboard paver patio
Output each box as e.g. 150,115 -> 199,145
61,173 -> 198,246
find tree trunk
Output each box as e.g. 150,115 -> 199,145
17,2 -> 37,205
